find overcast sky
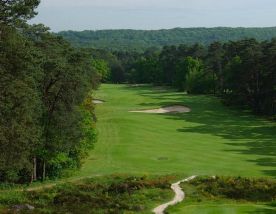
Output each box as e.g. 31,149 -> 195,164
29,0 -> 276,32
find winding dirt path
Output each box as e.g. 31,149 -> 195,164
153,175 -> 197,214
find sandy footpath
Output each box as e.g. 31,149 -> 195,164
153,176 -> 197,214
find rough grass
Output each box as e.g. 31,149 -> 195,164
2,176 -> 275,213
1,175 -> 174,213
167,176 -> 276,214
189,176 -> 276,201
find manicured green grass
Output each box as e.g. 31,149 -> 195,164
80,84 -> 276,179
168,202 -> 276,214
1,84 -> 275,213
77,84 -> 276,213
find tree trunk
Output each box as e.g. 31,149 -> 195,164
33,157 -> 37,181
31,172 -> 33,183
213,69 -> 216,95
42,160 -> 46,181
218,61 -> 223,94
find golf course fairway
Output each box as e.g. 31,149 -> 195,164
74,84 -> 276,213
80,84 -> 276,178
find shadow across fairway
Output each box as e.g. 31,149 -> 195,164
248,205 -> 276,214
127,85 -> 276,177
173,111 -> 276,177
177,127 -> 276,178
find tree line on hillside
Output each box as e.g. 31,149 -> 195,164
0,1 -> 101,183
95,41 -> 276,116
58,27 -> 276,52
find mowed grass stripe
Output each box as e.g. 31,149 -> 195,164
79,84 -> 276,178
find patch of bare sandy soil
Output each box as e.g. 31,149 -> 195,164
129,105 -> 191,114
92,99 -> 104,104
128,84 -> 147,87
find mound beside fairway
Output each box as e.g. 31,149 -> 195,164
0,176 -> 174,213
129,105 -> 191,114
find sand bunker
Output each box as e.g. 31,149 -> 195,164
128,84 -> 147,87
92,99 -> 104,104
129,105 -> 191,114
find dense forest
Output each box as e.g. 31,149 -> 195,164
0,0 -> 101,183
58,27 -> 276,51
92,40 -> 276,117
1,0 -> 275,185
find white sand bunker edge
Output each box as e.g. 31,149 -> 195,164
129,105 -> 191,114
92,99 -> 104,104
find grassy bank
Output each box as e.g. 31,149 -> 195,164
0,176 -> 174,213
168,176 -> 276,213
1,176 -> 275,213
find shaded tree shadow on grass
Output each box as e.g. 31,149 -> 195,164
173,110 -> 276,177
126,85 -> 276,177
248,202 -> 276,214
249,208 -> 276,214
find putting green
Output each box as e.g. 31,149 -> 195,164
79,84 -> 276,178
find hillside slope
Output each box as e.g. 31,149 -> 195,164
58,27 -> 276,51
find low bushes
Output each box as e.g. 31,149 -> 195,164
6,175 -> 174,213
190,176 -> 276,201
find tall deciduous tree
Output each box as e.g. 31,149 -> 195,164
0,0 -> 40,26
0,26 -> 41,182
207,42 -> 224,94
